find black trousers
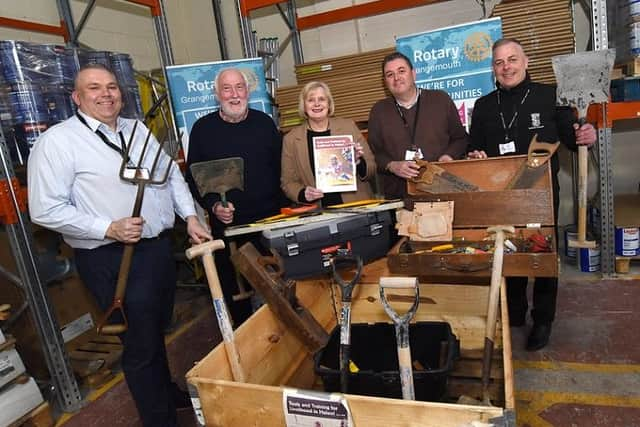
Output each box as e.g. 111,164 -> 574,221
506,276 -> 558,324
507,203 -> 560,325
74,236 -> 177,427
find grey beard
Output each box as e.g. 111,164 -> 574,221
220,104 -> 248,123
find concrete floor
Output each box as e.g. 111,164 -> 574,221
53,261 -> 640,427
511,259 -> 640,427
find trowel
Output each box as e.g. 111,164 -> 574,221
551,49 -> 615,249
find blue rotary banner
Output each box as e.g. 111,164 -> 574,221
396,18 -> 502,129
165,58 -> 273,154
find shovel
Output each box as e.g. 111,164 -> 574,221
331,253 -> 363,394
551,49 -> 615,249
189,157 -> 253,301
189,157 -> 244,207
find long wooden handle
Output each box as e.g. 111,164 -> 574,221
201,252 -> 246,382
482,229 -> 508,403
486,232 -> 505,343
577,145 -> 588,242
98,182 -> 147,335
397,345 -> 415,400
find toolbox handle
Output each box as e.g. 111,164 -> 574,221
437,257 -> 492,273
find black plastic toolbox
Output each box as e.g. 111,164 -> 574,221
261,211 -> 392,279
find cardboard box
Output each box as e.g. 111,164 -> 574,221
0,376 -> 44,426
0,347 -> 27,388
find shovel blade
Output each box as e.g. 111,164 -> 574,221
551,49 -> 615,118
189,157 -> 244,198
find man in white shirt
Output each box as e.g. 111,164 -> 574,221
28,64 -> 210,427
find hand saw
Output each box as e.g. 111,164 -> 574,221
506,135 -> 560,189
412,159 -> 479,193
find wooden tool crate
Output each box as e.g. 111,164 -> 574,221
388,156 -> 558,283
185,259 -> 515,426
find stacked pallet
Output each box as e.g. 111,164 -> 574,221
491,0 -> 575,85
276,47 -> 394,130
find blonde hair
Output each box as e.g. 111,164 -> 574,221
298,81 -> 335,118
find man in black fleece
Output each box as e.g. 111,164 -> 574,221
468,38 -> 596,351
186,67 -> 283,325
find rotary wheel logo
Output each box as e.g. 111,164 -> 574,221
240,68 -> 259,92
464,32 -> 493,62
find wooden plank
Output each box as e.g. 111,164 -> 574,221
500,277 -> 516,410
615,194 -> 640,226
194,380 -> 503,427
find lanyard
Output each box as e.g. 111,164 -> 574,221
497,88 -> 530,142
394,88 -> 421,150
76,113 -> 129,161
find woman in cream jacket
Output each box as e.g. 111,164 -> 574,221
281,81 -> 376,206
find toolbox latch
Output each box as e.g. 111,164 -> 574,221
286,243 -> 299,256
370,222 -> 383,236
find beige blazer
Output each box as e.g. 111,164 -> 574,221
281,117 -> 376,204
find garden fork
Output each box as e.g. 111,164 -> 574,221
97,121 -> 173,335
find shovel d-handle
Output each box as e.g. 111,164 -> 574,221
96,244 -> 135,335
186,240 -> 246,382
379,276 -> 420,400
331,254 -> 363,394
482,225 -> 515,404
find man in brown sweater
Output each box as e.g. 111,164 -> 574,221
368,52 -> 468,199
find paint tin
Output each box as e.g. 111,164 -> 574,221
13,121 -> 48,152
564,225 -> 578,262
111,53 -> 137,87
120,86 -> 143,120
78,50 -> 112,69
579,246 -> 600,273
615,226 -> 640,256
43,85 -> 75,123
7,82 -> 49,123
0,41 -> 70,84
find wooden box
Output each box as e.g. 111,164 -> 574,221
388,156 -> 558,282
186,259 -> 515,426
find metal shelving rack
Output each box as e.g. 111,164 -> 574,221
0,0 -> 178,412
590,0 -> 615,277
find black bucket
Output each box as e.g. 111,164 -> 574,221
315,321 -> 459,402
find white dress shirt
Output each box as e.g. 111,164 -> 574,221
28,111 -> 197,249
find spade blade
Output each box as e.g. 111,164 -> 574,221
189,157 -> 244,199
551,49 -> 615,119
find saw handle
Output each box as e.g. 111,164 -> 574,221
526,135 -> 560,168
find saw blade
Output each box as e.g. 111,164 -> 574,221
413,160 -> 479,193
507,137 -> 560,190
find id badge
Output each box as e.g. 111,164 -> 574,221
499,141 -> 516,155
405,148 -> 424,160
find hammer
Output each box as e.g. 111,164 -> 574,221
482,225 -> 515,405
186,239 -> 245,382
